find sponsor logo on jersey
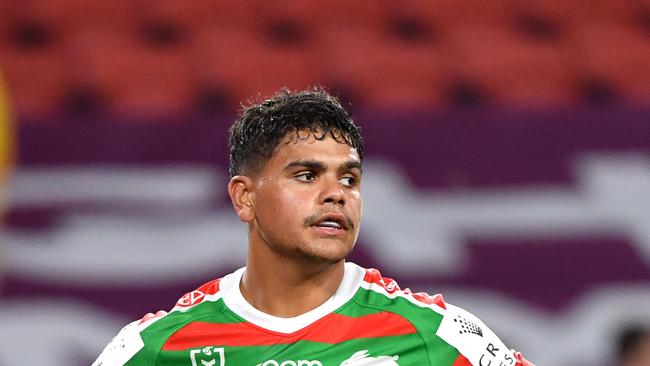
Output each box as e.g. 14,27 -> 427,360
256,360 -> 322,366
340,350 -> 400,365
190,347 -> 225,366
478,343 -> 516,366
437,304 -> 516,366
454,315 -> 483,337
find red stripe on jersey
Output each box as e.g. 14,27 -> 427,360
452,354 -> 473,366
175,279 -> 221,308
363,268 -> 446,309
162,311 -> 417,350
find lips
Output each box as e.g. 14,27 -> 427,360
312,213 -> 350,230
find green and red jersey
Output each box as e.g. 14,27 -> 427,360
93,262 -> 532,366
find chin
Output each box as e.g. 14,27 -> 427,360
294,242 -> 354,264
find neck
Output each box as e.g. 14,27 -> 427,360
241,243 -> 345,318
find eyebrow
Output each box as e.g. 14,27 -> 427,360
283,159 -> 362,174
342,161 -> 362,174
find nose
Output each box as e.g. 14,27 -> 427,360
319,176 -> 345,205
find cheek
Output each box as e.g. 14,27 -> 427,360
349,192 -> 363,218
264,185 -> 314,219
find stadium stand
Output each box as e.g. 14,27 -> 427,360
0,0 -> 648,118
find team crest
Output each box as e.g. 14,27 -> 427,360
190,347 -> 225,366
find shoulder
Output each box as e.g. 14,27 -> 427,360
92,276 -> 228,366
356,266 -> 447,313
435,302 -> 521,366
91,314 -> 162,366
170,277 -> 223,311
354,266 -> 533,366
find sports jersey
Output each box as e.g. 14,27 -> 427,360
93,262 -> 533,366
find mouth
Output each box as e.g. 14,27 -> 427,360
311,213 -> 350,231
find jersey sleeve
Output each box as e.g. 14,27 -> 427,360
92,311 -> 167,366
92,320 -> 148,366
435,303 -> 534,366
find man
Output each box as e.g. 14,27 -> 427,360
617,325 -> 650,366
93,89 -> 533,366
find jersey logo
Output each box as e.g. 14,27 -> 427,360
340,350 -> 400,365
190,347 -> 225,366
175,279 -> 221,309
177,290 -> 206,307
454,315 -> 483,337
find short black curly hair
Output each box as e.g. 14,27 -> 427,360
228,88 -> 363,178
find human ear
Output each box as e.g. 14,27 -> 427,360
227,175 -> 255,222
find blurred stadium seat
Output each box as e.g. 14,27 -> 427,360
190,27 -> 321,110
518,0 -> 642,26
252,0 -> 394,31
393,0 -> 516,29
65,30 -> 194,119
570,23 -> 650,104
0,44 -> 69,119
320,27 -> 450,110
136,0 -> 256,34
446,26 -> 580,107
16,0 -> 137,35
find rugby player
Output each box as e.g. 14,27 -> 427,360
94,88 -> 533,366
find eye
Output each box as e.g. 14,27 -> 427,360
339,176 -> 357,188
295,172 -> 316,182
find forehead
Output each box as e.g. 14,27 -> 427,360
269,134 -> 361,168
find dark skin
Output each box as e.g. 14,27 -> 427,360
228,132 -> 362,318
622,333 -> 650,366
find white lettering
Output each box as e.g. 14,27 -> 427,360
299,362 -> 323,366
257,360 -> 322,366
479,354 -> 492,366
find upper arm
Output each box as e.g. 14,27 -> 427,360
92,320 -> 148,366
92,311 -> 168,366
436,303 -> 534,366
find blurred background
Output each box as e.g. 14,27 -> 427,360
1,1 -> 650,365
